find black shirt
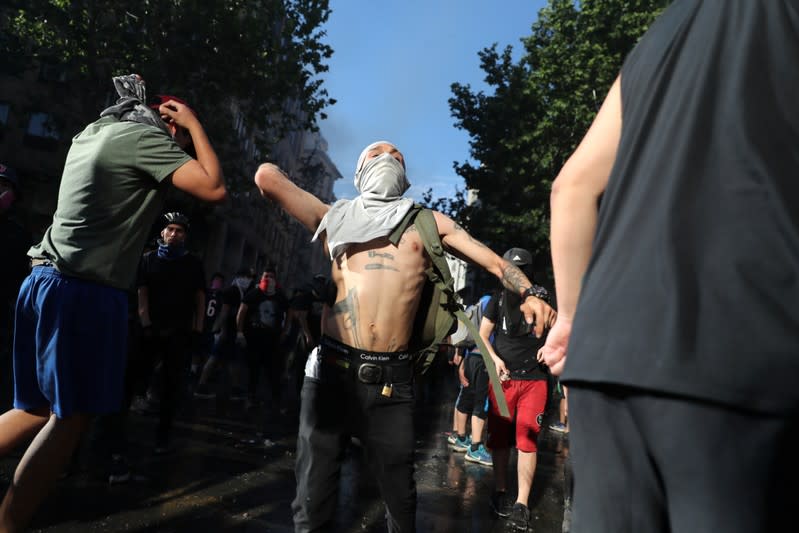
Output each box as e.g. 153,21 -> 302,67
203,288 -> 223,333
137,251 -> 205,331
483,287 -> 550,381
242,287 -> 288,332
563,0 -> 799,414
220,284 -> 244,337
288,287 -> 324,346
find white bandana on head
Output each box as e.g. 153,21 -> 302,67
312,141 -> 414,259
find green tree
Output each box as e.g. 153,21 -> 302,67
448,0 -> 668,274
2,0 -> 334,191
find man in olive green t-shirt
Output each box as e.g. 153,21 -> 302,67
0,74 -> 226,532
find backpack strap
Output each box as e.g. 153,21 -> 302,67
453,307 -> 509,417
387,204 -> 422,246
412,209 -> 510,417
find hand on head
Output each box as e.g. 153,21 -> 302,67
158,99 -> 198,130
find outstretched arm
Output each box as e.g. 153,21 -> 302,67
253,163 -> 330,235
539,75 -> 622,375
436,211 -> 556,337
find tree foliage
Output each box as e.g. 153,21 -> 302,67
448,0 -> 669,271
2,0 -> 334,189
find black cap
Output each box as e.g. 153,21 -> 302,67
502,247 -> 533,266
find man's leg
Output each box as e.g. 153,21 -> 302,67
515,451 -> 537,506
464,358 -> 491,463
245,332 -> 265,403
156,332 -> 189,449
0,409 -> 49,456
0,413 -> 90,532
513,380 -> 547,507
361,381 -> 416,533
454,409 -> 469,437
567,386 -> 667,533
469,415 -> 485,446
292,377 -> 347,532
487,380 -> 516,494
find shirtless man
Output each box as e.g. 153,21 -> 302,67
254,141 -> 556,533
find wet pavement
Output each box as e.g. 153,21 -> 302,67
0,369 -> 570,532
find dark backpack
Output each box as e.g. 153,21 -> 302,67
451,294 -> 492,350
388,205 -> 509,416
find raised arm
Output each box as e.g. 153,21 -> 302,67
436,211 -> 556,337
164,100 -> 226,203
253,163 -> 330,235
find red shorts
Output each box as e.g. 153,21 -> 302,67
487,379 -> 548,453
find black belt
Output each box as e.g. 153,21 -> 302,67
319,341 -> 413,385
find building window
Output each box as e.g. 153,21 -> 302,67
24,112 -> 60,150
0,103 -> 9,125
27,112 -> 60,140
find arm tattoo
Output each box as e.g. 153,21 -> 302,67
330,287 -> 363,346
452,220 -> 491,251
500,263 -> 530,294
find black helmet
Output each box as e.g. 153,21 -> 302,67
163,211 -> 190,230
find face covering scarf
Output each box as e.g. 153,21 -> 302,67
100,74 -> 170,135
156,239 -> 188,260
312,141 -> 414,259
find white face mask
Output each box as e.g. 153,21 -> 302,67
354,153 -> 410,199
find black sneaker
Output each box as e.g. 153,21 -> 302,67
229,387 -> 247,401
508,502 -> 530,531
491,491 -> 513,518
193,384 -> 216,399
108,454 -> 131,485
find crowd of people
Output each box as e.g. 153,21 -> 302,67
0,102 -> 563,532
2,2 -> 798,532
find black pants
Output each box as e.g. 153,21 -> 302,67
245,328 -> 282,406
568,384 -> 799,533
292,371 -> 416,532
135,329 -> 191,444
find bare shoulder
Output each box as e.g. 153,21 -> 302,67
432,210 -> 458,235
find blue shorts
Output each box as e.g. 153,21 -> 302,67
13,266 -> 128,418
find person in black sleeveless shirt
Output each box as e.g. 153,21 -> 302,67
540,2 -> 799,532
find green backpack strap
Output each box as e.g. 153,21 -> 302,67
453,307 -> 509,418
412,209 -> 510,418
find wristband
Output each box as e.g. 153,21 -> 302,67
522,286 -> 539,300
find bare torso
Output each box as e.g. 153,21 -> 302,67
322,225 -> 429,352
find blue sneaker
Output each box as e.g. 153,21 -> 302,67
549,421 -> 569,434
465,443 -> 493,466
448,434 -> 471,452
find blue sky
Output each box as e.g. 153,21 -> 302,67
319,0 -> 548,201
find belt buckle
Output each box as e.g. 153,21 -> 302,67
357,363 -> 383,384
